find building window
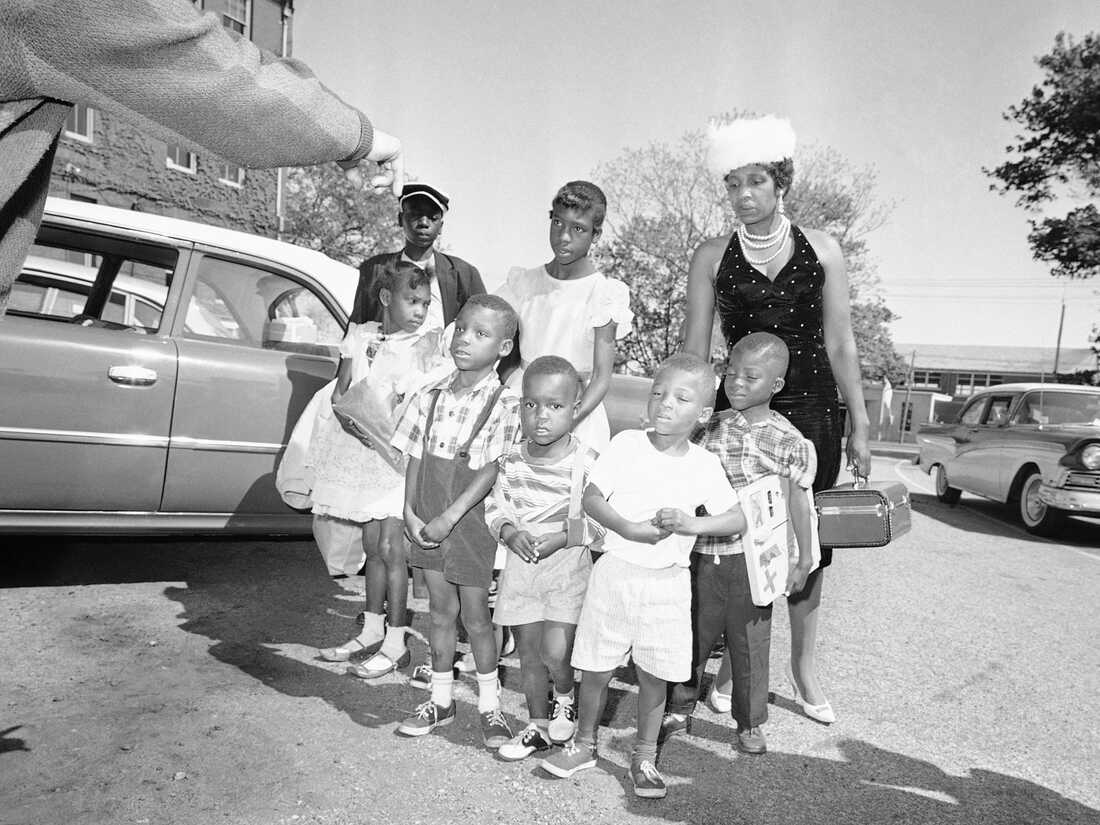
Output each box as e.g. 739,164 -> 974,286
910,370 -> 942,389
63,104 -> 94,143
166,143 -> 197,174
219,163 -> 246,188
222,0 -> 250,37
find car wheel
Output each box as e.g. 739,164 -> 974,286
933,464 -> 961,505
1017,470 -> 1066,536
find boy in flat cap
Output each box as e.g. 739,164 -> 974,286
351,183 -> 485,332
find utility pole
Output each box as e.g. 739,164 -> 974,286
898,349 -> 916,443
1052,284 -> 1067,375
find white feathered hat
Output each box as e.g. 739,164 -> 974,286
706,115 -> 797,177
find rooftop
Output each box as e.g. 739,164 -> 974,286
894,343 -> 1097,374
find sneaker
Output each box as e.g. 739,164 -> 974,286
707,686 -> 732,715
540,740 -> 597,778
735,725 -> 767,755
630,760 -> 667,799
408,662 -> 434,691
657,712 -> 691,744
547,696 -> 576,743
396,700 -> 456,737
497,723 -> 551,761
480,708 -> 512,749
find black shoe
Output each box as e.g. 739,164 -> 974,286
735,725 -> 767,755
630,759 -> 667,799
657,712 -> 691,745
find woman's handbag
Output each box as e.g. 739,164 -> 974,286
814,477 -> 911,548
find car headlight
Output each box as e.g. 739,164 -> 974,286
1083,444 -> 1100,470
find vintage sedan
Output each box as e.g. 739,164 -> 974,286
916,383 -> 1100,535
0,198 -> 651,536
1,197 -> 357,535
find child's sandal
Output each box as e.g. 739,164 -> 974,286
347,649 -> 411,679
317,637 -> 381,663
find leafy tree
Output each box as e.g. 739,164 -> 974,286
986,31 -> 1100,279
593,121 -> 902,379
851,301 -> 908,385
281,164 -> 402,266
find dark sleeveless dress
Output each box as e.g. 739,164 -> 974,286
714,225 -> 844,566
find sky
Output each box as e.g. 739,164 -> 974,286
294,0 -> 1098,352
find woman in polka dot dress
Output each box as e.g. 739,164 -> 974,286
682,116 -> 872,724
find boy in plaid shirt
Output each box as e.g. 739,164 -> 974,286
663,332 -> 817,756
390,294 -> 521,748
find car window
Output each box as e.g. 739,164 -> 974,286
959,397 -> 987,426
184,255 -> 343,356
9,273 -> 90,318
12,236 -> 176,332
1013,391 -> 1100,426
984,396 -> 1014,426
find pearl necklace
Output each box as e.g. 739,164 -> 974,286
738,217 -> 791,266
739,215 -> 790,248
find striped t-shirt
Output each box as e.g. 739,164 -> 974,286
484,437 -> 603,546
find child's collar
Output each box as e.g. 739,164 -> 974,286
446,366 -> 500,395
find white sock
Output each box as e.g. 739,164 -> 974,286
476,670 -> 500,713
554,687 -> 575,704
379,625 -> 407,660
430,670 -> 454,708
358,611 -> 384,644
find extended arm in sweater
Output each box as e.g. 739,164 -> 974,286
0,0 -> 372,168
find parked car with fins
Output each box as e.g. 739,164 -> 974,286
915,383 -> 1100,535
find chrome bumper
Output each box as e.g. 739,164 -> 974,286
1039,484 -> 1100,514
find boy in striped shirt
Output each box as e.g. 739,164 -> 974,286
485,356 -> 604,761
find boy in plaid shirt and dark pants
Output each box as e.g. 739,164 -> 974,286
663,332 -> 817,756
390,294 -> 522,748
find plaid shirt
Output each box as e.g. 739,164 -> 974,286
390,370 -> 521,471
694,409 -> 817,556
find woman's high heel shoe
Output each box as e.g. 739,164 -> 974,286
786,661 -> 836,724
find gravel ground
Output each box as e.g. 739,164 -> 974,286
3,471 -> 1100,825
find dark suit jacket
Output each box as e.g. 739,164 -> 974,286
349,250 -> 485,326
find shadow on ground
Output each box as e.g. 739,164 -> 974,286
4,537 -> 1098,824
904,492 -> 1100,549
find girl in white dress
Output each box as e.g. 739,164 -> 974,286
496,181 -> 633,452
312,262 -> 450,674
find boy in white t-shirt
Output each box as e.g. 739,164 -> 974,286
540,353 -> 746,800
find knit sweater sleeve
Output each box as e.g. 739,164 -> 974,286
0,0 -> 371,168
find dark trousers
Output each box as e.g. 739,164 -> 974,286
668,553 -> 772,728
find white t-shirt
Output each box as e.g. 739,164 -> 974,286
588,429 -> 739,569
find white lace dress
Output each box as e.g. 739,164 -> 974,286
308,322 -> 451,521
496,266 -> 633,452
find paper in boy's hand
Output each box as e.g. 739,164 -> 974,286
740,475 -> 790,607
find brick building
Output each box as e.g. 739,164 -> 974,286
48,0 -> 294,238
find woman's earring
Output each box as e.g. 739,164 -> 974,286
777,192 -> 786,216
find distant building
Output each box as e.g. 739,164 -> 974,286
48,0 -> 294,238
862,343 -> 1098,441
894,343 -> 1098,397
